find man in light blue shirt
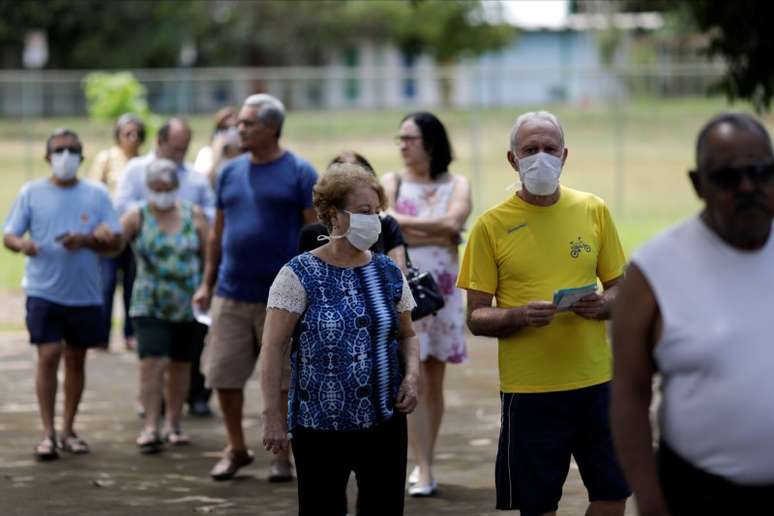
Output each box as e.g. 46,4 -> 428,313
115,118 -> 216,221
3,128 -> 122,461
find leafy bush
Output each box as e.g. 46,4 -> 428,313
82,71 -> 159,131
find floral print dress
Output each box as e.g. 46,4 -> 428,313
395,176 -> 467,364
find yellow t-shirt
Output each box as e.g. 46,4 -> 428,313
457,186 -> 626,393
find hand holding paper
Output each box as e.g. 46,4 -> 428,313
552,284 -> 598,312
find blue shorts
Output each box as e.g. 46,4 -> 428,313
495,382 -> 630,515
25,296 -> 104,347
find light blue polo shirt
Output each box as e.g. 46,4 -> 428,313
4,178 -> 122,306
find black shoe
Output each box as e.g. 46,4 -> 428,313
189,401 -> 212,417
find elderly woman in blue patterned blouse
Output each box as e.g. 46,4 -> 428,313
259,162 -> 420,515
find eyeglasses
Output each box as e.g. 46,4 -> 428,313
394,135 -> 422,144
704,161 -> 774,190
51,146 -> 82,155
120,130 -> 139,138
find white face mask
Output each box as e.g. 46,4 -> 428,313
517,151 -> 563,196
320,211 -> 382,251
148,190 -> 177,210
51,150 -> 81,181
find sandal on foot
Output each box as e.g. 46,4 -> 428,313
164,429 -> 190,446
136,430 -> 163,455
34,436 -> 59,461
268,458 -> 294,483
210,448 -> 254,481
60,432 -> 90,454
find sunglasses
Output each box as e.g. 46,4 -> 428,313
51,146 -> 82,155
704,161 -> 774,190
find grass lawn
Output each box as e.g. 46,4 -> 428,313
0,96 -> 768,291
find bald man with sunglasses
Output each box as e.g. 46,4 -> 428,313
611,113 -> 774,516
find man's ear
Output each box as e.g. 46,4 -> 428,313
561,147 -> 569,166
507,150 -> 519,172
688,170 -> 704,199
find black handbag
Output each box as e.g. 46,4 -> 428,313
405,251 -> 445,321
393,173 -> 446,321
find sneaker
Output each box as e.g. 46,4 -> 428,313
210,448 -> 254,481
408,465 -> 420,486
408,479 -> 438,498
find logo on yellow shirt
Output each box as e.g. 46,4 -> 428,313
569,236 -> 592,258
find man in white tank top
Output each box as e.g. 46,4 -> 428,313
611,113 -> 774,516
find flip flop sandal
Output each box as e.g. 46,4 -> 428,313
60,433 -> 90,454
136,430 -> 163,455
35,436 -> 59,461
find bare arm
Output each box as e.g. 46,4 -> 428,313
465,289 -> 556,339
387,245 -> 407,274
60,225 -> 123,256
395,309 -> 420,413
259,308 -> 301,454
401,227 -> 459,247
570,276 -> 622,321
119,209 -> 141,247
3,233 -> 37,256
192,209 -> 224,311
389,175 -> 472,236
611,264 -> 668,516
192,206 -> 210,268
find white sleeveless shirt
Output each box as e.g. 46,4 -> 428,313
632,216 -> 774,484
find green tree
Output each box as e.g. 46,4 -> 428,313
82,71 -> 159,132
589,0 -> 774,111
0,0 -> 513,68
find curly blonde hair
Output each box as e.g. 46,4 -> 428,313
313,163 -> 387,230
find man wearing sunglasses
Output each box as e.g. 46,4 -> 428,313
612,113 -> 774,516
3,128 -> 123,461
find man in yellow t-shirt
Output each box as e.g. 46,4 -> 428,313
457,111 -> 630,516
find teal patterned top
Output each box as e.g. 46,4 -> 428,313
129,201 -> 202,322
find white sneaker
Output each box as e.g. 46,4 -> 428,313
407,465 -> 420,486
408,479 -> 438,497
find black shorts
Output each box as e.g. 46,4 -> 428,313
25,296 -> 104,347
659,441 -> 774,515
132,317 -> 200,362
495,382 -> 630,515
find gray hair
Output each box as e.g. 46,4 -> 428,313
509,111 -> 565,153
146,158 -> 179,188
243,93 -> 285,137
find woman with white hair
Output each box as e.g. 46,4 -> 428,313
120,159 -> 209,453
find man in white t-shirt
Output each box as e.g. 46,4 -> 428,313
611,113 -> 774,516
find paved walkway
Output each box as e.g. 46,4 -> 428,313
0,332 -> 634,515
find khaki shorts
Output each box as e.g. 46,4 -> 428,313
201,296 -> 291,390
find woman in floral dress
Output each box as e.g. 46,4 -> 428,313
382,112 -> 472,496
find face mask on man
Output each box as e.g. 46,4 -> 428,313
148,190 -> 177,211
319,211 -> 382,251
517,151 -> 563,196
51,150 -> 81,181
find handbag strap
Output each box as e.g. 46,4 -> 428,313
393,172 -> 418,273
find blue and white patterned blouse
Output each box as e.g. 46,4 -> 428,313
267,252 -> 415,432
